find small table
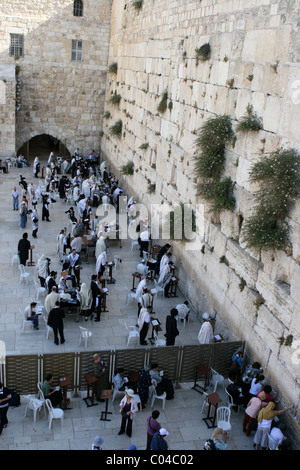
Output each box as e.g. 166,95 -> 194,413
148,317 -> 162,345
59,375 -> 71,410
99,274 -> 108,288
28,245 -> 35,266
100,389 -> 112,421
169,276 -> 179,297
131,272 -> 142,292
192,364 -> 210,394
106,262 -> 115,284
83,372 -> 99,408
203,392 -> 222,429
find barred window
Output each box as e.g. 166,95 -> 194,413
73,0 -> 83,16
10,34 -> 24,57
71,39 -> 83,62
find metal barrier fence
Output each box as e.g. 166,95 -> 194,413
0,341 -> 244,395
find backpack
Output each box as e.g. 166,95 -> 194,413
203,438 -> 218,450
8,389 -> 21,407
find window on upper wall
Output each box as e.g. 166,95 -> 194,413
73,0 -> 83,16
10,34 -> 24,57
71,39 -> 83,62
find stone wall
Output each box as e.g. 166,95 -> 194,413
0,64 -> 16,157
0,0 -> 113,156
101,0 -> 300,434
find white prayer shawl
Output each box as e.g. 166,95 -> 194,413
135,278 -> 147,303
141,292 -> 152,309
95,237 -> 106,259
197,321 -> 214,344
78,283 -> 92,310
157,264 -> 171,288
31,211 -> 38,230
37,254 -> 48,278
96,251 -> 107,274
44,292 -> 60,314
68,252 -> 80,268
73,186 -> 80,202
82,180 -> 91,198
159,254 -> 170,274
137,308 -> 150,331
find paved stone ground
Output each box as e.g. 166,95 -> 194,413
0,161 -> 254,451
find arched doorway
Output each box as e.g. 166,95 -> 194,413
17,134 -> 70,163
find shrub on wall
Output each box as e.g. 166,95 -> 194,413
195,43 -> 211,65
121,161 -> 134,175
236,105 -> 263,132
157,90 -> 169,114
194,115 -> 236,212
108,62 -> 118,74
109,92 -> 121,106
242,148 -> 300,251
109,119 -> 123,137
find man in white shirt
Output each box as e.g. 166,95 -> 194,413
24,302 -> 39,329
157,261 -> 173,297
44,287 -> 61,314
71,236 -> 83,254
197,313 -> 214,344
12,187 -> 20,211
139,229 -> 150,257
135,277 -> 150,304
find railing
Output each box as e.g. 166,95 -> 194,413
0,341 -> 244,395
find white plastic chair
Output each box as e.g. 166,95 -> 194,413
216,406 -> 232,434
34,279 -> 47,301
153,331 -> 166,347
45,398 -> 64,429
42,314 -> 52,339
10,248 -> 19,266
225,389 -> 241,414
19,265 -> 31,284
131,240 -> 139,251
111,376 -> 126,402
134,393 -> 142,411
124,321 -> 139,347
79,326 -> 93,348
149,380 -> 166,410
267,433 -> 278,450
20,308 -> 34,332
154,279 -> 165,298
114,255 -> 122,270
125,287 -> 137,306
37,382 -> 45,401
24,395 -> 46,423
210,368 -> 225,392
200,391 -> 209,414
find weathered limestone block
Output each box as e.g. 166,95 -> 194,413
256,271 -> 294,328
254,304 -> 285,356
226,238 -> 262,289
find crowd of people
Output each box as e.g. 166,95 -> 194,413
2,149 -> 295,450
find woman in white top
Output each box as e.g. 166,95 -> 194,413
118,389 -> 138,437
249,374 -> 265,398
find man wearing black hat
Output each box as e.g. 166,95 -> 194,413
47,271 -> 58,294
47,301 -> 65,345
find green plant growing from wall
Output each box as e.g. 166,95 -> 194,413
242,148 -> 300,252
157,90 -> 169,113
236,104 -> 263,132
108,62 -> 118,74
109,91 -> 121,106
139,142 -> 149,150
103,111 -> 111,119
195,43 -> 211,66
121,161 -> 134,175
109,119 -> 123,137
194,114 -> 236,212
147,183 -> 156,194
254,294 -> 265,308
132,0 -> 143,9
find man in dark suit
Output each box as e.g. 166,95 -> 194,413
165,308 -> 179,346
47,301 -> 65,345
47,271 -> 58,294
90,275 -> 102,322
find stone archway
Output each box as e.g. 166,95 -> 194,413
17,133 -> 71,162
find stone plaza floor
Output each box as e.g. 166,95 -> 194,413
0,162 -> 257,451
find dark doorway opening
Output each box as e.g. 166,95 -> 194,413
18,134 -> 70,163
